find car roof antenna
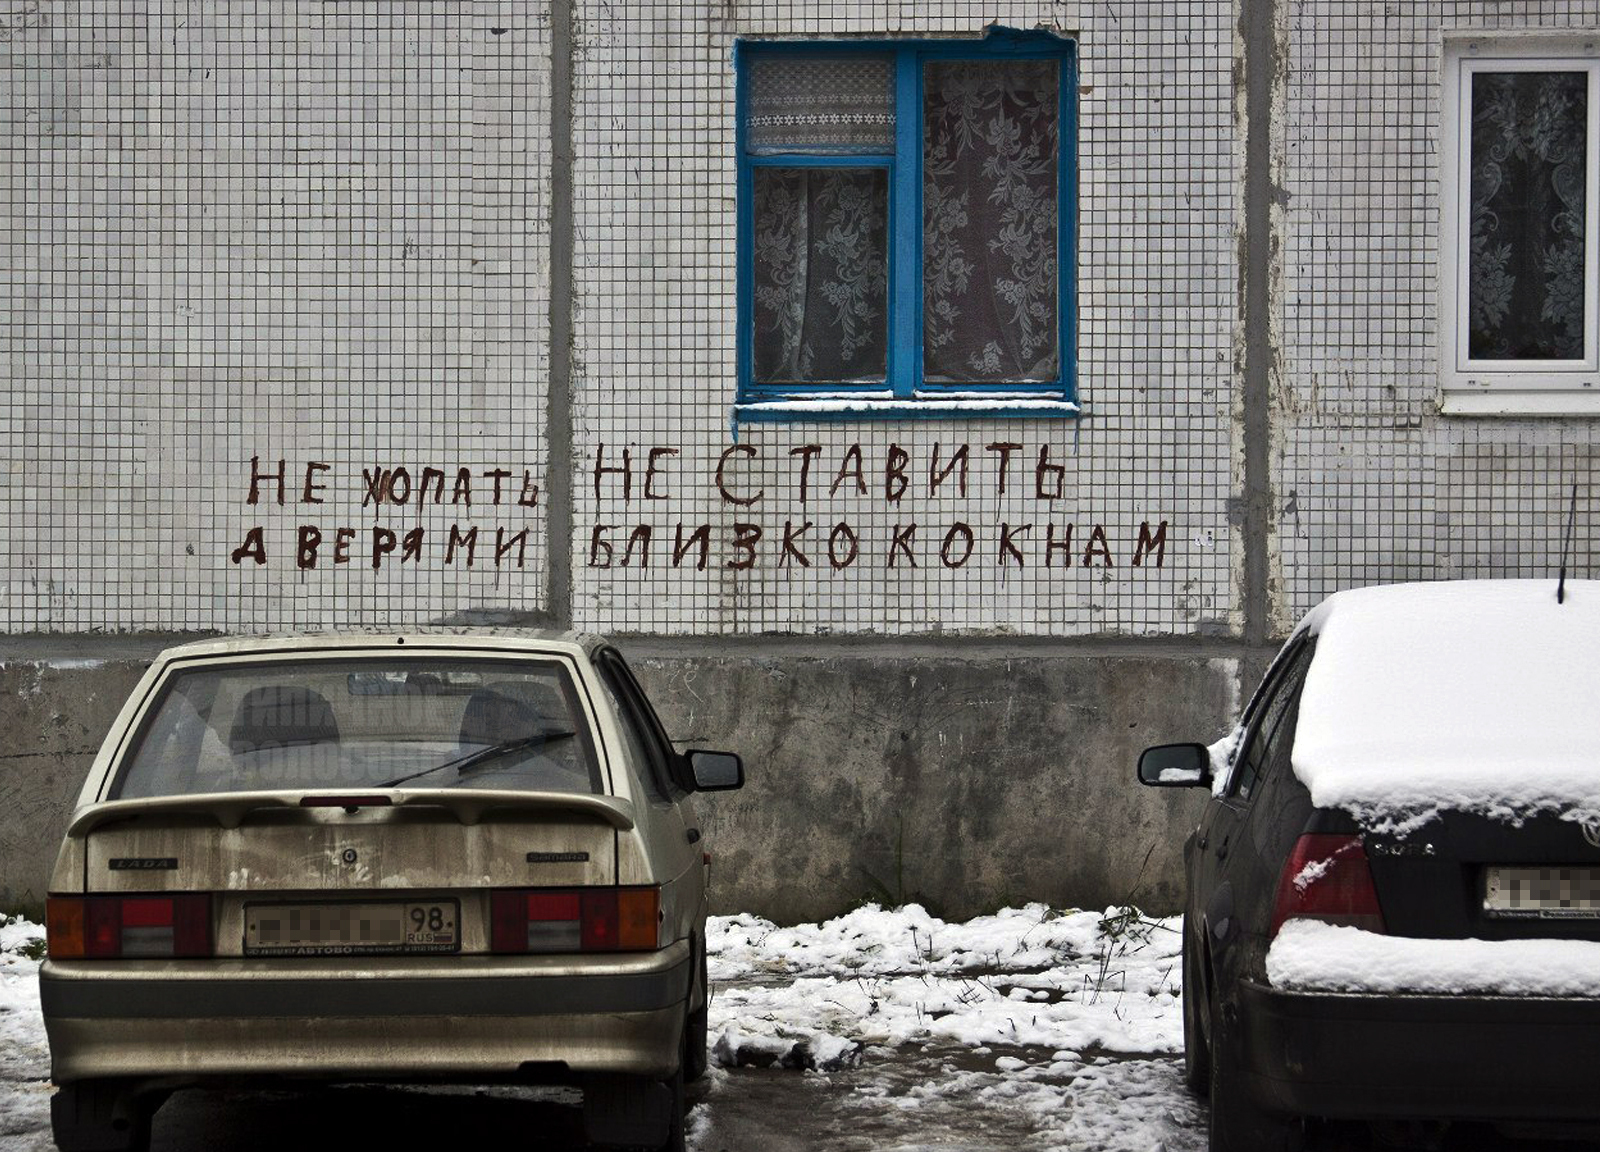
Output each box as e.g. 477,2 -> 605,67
1557,481 -> 1579,605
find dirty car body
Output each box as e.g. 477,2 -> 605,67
41,631 -> 744,1151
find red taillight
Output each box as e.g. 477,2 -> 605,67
46,894 -> 212,959
581,889 -> 618,950
1271,834 -> 1386,937
491,887 -> 660,954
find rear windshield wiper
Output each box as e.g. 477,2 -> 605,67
378,731 -> 577,789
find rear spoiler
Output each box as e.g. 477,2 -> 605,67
66,788 -> 637,835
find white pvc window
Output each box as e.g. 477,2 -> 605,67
1441,36 -> 1600,415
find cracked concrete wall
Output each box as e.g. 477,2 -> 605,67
0,661 -> 148,914
0,652 -> 1231,920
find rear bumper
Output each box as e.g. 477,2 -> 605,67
1239,978 -> 1600,1122
42,943 -> 692,1084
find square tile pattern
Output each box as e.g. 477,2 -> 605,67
20,1 -> 1591,636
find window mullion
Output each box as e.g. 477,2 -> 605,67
1587,61 -> 1599,368
891,51 -> 921,399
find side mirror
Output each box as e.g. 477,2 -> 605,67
687,749 -> 744,792
1137,743 -> 1211,788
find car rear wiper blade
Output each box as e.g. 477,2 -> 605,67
378,731 -> 577,789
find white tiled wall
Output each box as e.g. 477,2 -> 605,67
1278,2 -> 1599,629
1,2 -> 551,631
569,0 -> 1238,636
1,0 -> 1237,637
22,1 -> 1590,639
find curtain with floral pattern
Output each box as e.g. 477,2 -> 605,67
752,167 -> 889,383
923,60 -> 1060,384
1469,71 -> 1587,361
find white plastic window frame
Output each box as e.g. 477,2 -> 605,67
1440,34 -> 1600,416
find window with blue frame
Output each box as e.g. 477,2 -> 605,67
735,32 -> 1077,420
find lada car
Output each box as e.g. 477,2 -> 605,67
1138,579 -> 1600,1151
41,632 -> 744,1152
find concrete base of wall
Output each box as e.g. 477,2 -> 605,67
0,644 -> 1240,923
0,658 -> 150,916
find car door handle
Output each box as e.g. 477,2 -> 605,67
1197,834 -> 1208,849
1215,835 -> 1230,861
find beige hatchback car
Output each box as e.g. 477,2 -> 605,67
40,632 -> 743,1152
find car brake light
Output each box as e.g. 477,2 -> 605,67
491,887 -> 661,953
1270,834 -> 1386,937
46,894 -> 212,959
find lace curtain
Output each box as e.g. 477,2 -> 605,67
923,60 -> 1060,384
752,168 -> 890,383
746,54 -> 1061,385
749,57 -> 893,383
1469,71 -> 1587,361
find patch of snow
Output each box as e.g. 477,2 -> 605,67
1293,579 -> 1600,829
707,904 -> 1184,1067
1207,725 -> 1243,796
1040,1058 -> 1206,1152
0,904 -> 1204,1152
0,916 -> 51,1148
1268,920 -> 1600,996
1290,856 -> 1333,893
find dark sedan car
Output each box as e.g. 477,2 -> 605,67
1139,580 -> 1600,1151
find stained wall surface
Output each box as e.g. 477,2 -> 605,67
1,3 -> 553,631
0,0 -> 1236,638
1278,4 -> 1598,630
569,0 -> 1237,637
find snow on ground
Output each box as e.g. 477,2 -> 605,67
705,903 -> 1184,1066
694,902 -> 1200,1151
0,916 -> 53,1150
0,905 -> 1204,1152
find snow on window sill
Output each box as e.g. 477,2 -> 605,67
734,393 -> 1082,422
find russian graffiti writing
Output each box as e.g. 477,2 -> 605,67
584,442 -> 1170,572
230,457 -> 537,570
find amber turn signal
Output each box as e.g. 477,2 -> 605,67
46,896 -> 86,959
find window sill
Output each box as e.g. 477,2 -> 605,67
734,394 -> 1082,422
1439,388 -> 1600,417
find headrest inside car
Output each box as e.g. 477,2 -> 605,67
229,686 -> 341,754
459,681 -> 569,747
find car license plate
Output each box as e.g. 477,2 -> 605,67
1484,867 -> 1600,918
245,900 -> 460,956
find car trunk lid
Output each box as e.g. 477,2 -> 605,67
75,789 -> 627,956
1356,809 -> 1600,941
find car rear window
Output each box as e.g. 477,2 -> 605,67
110,656 -> 604,799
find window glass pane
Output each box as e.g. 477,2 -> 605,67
1232,644 -> 1312,802
746,56 -> 895,153
752,167 -> 889,383
1469,70 -> 1587,361
923,59 -> 1060,384
112,658 -> 603,798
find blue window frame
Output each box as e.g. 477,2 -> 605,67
735,30 -> 1078,422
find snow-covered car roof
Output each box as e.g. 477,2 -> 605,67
1292,579 -> 1600,832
